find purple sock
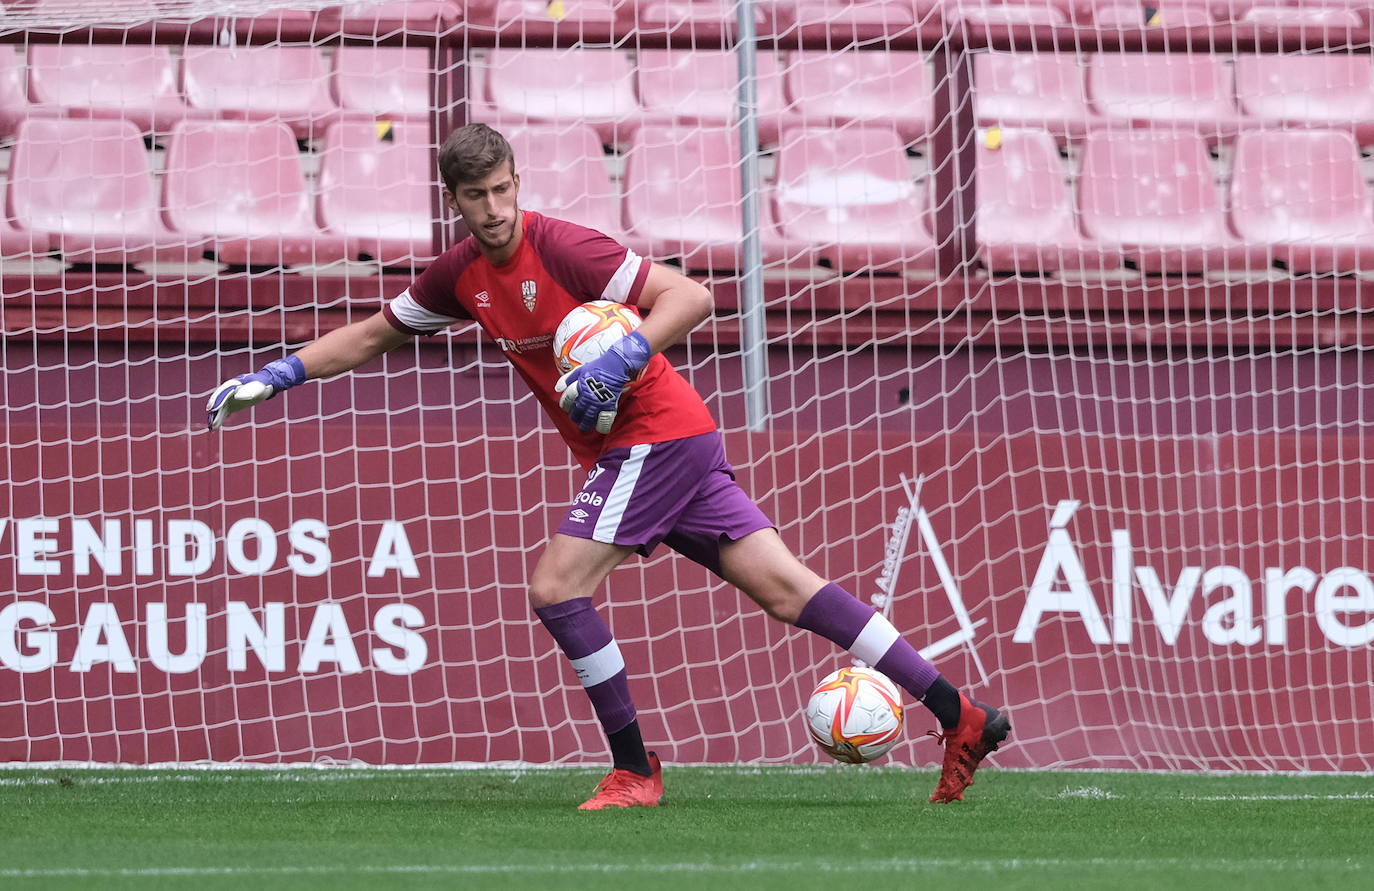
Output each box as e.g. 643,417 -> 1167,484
794,582 -> 942,699
534,597 -> 636,734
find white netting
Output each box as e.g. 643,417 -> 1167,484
1,5 -> 1372,772
0,1 -> 341,30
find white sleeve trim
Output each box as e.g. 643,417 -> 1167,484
600,250 -> 644,305
389,288 -> 463,332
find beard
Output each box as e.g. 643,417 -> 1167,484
473,214 -> 517,251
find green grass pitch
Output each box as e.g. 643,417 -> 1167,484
1,764 -> 1370,889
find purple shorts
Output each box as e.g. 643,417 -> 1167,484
555,431 -> 774,575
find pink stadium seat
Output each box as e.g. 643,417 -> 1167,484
467,0 -> 620,40
182,46 -> 339,140
232,7 -> 322,41
164,120 -> 348,267
1088,54 -> 1241,142
1140,0 -> 1259,23
1078,129 -> 1257,273
0,47 -> 29,140
1235,54 -> 1374,147
777,0 -> 933,41
976,128 -> 1112,274
1230,129 -> 1374,274
502,123 -> 630,245
1091,2 -> 1217,26
316,1 -> 462,37
637,49 -> 786,146
26,44 -> 185,135
7,117 -> 198,265
974,52 -> 1095,143
0,213 -> 44,258
483,48 -> 639,145
623,124 -> 794,271
332,46 -> 430,122
1237,4 -> 1363,29
625,0 -> 776,41
774,125 -> 936,271
318,120 -> 437,266
945,0 -> 1071,26
785,51 -> 932,143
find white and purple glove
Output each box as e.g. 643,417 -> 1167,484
206,356 -> 307,431
555,331 -> 652,434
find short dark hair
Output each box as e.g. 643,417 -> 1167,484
438,123 -> 515,192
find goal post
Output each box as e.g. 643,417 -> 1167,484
1,2 -> 1372,773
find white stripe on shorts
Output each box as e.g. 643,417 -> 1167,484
569,640 -> 626,688
593,443 -> 651,543
850,613 -> 900,666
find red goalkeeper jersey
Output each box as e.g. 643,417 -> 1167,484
383,211 -> 718,469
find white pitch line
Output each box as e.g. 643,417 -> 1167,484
0,770 -> 508,787
0,857 -> 1367,880
1183,793 -> 1374,802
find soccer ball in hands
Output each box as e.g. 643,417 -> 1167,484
553,300 -> 643,374
805,666 -> 905,764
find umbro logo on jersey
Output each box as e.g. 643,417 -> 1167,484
569,509 -> 590,523
521,280 -> 537,312
474,290 -> 490,308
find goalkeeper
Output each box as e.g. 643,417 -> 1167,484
207,123 -> 1009,808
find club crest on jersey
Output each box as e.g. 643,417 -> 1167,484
521,280 -> 537,312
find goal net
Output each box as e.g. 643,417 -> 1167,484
1,1 -> 1371,773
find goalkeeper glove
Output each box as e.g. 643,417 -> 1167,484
206,355 -> 307,431
555,331 -> 652,434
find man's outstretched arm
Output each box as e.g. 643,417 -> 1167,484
206,311 -> 413,431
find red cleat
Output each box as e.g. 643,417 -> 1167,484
577,752 -> 664,810
929,695 -> 1011,803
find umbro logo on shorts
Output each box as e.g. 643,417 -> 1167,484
569,509 -> 590,523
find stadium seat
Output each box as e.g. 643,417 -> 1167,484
315,1 -> 462,37
231,6 -> 323,41
163,120 -> 348,267
975,128 -> 1113,275
8,117 -> 199,265
624,0 -> 776,41
501,123 -> 631,246
1230,129 -> 1374,274
774,125 -> 936,271
623,124 -> 795,271
785,51 -> 933,143
1091,2 -> 1217,27
974,51 -> 1095,143
318,120 -> 437,266
1077,129 -> 1257,273
182,46 -> 339,140
1234,54 -> 1374,147
637,49 -> 786,146
26,44 -> 186,135
1236,4 -> 1363,30
1088,54 -> 1242,142
0,213 -> 45,258
483,48 -> 639,146
945,0 -> 1071,26
467,0 -> 620,40
777,0 -> 932,41
0,47 -> 29,141
332,46 -> 430,122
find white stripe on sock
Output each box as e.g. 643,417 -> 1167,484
850,614 -> 900,666
569,640 -> 626,688
593,443 -> 651,543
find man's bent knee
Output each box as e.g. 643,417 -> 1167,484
527,533 -> 633,609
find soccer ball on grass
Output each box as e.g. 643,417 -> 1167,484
553,300 -> 643,374
805,666 -> 905,764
